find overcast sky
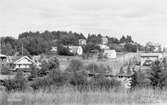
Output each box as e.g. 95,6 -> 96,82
1,0 -> 167,46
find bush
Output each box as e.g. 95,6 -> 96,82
30,77 -> 51,90
48,69 -> 68,87
38,61 -> 50,77
124,43 -> 137,52
57,44 -> 73,56
86,63 -> 107,74
28,65 -> 38,81
37,57 -> 60,77
149,60 -> 167,89
82,53 -> 89,59
48,57 -> 60,70
3,69 -> 27,91
88,75 -> 121,90
31,69 -> 69,90
86,63 -> 99,74
1,64 -> 10,75
97,52 -> 104,61
69,72 -> 88,90
66,59 -> 84,73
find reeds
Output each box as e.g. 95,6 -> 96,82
0,87 -> 166,105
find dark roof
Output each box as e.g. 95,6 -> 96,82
0,54 -> 7,59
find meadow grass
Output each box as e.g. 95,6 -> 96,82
58,52 -> 140,74
0,87 -> 166,105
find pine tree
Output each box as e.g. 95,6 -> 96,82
149,60 -> 167,89
119,66 -> 125,75
130,70 -> 138,89
127,65 -> 132,76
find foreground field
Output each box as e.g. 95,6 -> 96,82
0,88 -> 167,105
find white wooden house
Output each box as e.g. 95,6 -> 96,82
13,56 -> 36,70
79,39 -> 86,45
99,44 -> 110,50
68,46 -> 83,55
103,49 -> 117,59
101,37 -> 108,45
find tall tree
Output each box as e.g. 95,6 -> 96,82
149,60 -> 167,89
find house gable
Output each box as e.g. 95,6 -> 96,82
14,56 -> 34,65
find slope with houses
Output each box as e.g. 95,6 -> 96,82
0,36 -> 166,89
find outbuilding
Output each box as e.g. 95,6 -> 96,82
103,49 -> 117,59
140,53 -> 163,66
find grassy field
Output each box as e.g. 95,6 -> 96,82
56,52 -> 140,74
0,87 -> 166,105
1,52 -> 166,105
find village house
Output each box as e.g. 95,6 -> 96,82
50,46 -> 57,53
103,49 -> 117,59
68,46 -> 83,56
79,39 -> 86,45
13,56 -> 37,70
101,37 -> 108,45
98,44 -> 110,50
140,53 -> 163,66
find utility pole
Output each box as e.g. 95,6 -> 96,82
93,63 -> 94,74
22,43 -> 23,56
0,37 -> 1,54
0,37 -> 1,73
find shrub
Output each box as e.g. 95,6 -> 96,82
57,44 -> 73,56
48,69 -> 68,87
131,70 -> 138,89
3,69 -> 27,91
28,65 -> 38,81
89,75 -> 121,90
97,52 -> 104,60
30,77 -> 51,90
86,63 -> 99,74
48,57 -> 60,70
98,64 -> 108,73
37,57 -> 60,77
1,64 -> 10,75
66,59 -> 84,73
124,43 -> 137,52
38,61 -> 50,77
149,60 -> 167,89
31,69 -> 69,90
68,71 -> 88,91
82,53 -> 89,59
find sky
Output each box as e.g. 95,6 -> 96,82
1,0 -> 167,46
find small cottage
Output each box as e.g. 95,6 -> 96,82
103,49 -> 117,59
79,39 -> 86,45
50,46 -> 57,53
140,53 -> 163,66
101,37 -> 108,45
13,56 -> 36,70
68,46 -> 83,55
99,44 -> 110,50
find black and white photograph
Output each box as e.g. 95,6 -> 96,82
1,0 -> 167,105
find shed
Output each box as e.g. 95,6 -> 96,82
103,49 -> 117,59
140,53 -> 163,66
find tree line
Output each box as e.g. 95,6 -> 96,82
1,30 -> 143,56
